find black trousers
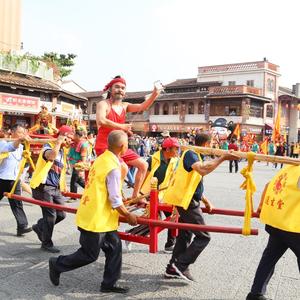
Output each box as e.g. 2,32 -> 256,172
32,185 -> 66,247
170,201 -> 211,271
55,228 -> 122,288
0,179 -> 28,230
229,160 -> 239,173
251,225 -> 300,295
70,168 -> 85,194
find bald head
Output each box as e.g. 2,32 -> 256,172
108,130 -> 128,154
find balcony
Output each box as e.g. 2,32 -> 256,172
208,85 -> 262,96
0,53 -> 54,81
127,111 -> 149,122
209,116 -> 242,124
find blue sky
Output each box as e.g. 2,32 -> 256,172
22,0 -> 300,92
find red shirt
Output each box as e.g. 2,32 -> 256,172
228,143 -> 238,151
95,101 -> 126,152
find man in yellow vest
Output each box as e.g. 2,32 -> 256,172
128,137 -> 180,252
163,133 -> 238,281
48,130 -> 138,294
30,125 -> 74,253
246,165 -> 300,300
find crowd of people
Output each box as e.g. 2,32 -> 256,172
0,75 -> 299,300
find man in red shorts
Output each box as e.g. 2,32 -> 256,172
95,76 -> 161,199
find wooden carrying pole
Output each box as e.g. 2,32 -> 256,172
181,145 -> 300,166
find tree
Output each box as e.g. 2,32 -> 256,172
41,52 -> 77,78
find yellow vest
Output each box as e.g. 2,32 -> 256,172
163,150 -> 202,210
140,150 -> 178,199
260,165 -> 300,233
76,150 -> 120,232
30,143 -> 68,192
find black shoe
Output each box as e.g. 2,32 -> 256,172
17,227 -> 32,236
164,264 -> 181,279
164,240 -> 175,253
246,292 -> 271,300
49,257 -> 60,286
100,285 -> 129,294
32,224 -> 43,242
172,263 -> 195,282
41,244 -> 60,253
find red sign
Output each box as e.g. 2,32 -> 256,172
0,93 -> 39,110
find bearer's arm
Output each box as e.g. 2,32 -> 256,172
256,183 -> 269,214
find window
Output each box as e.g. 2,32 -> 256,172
173,102 -> 179,114
228,81 -> 236,86
247,80 -> 254,87
266,105 -> 273,118
163,103 -> 169,115
154,103 -> 160,115
188,102 -> 194,114
92,102 -> 97,114
198,101 -> 205,114
210,103 -> 241,116
267,79 -> 274,92
250,102 -> 263,118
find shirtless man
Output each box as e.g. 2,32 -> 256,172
95,76 -> 161,199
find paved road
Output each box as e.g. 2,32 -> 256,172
0,161 -> 299,299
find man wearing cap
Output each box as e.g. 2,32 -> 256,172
163,133 -> 238,281
30,125 -> 74,253
135,137 -> 180,252
95,75 -> 161,199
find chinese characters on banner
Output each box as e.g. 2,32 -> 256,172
0,93 -> 39,110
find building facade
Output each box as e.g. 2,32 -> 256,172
148,60 -> 280,140
0,55 -> 87,130
0,0 -> 21,52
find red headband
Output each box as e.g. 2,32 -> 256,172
103,77 -> 126,92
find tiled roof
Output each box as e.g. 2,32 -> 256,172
198,60 -> 279,73
166,78 -> 221,88
279,86 -> 294,97
78,90 -> 103,98
0,70 -> 87,101
79,90 -> 151,100
0,70 -> 61,91
125,91 -> 151,99
158,91 -> 208,101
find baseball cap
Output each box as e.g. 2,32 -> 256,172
162,137 -> 180,149
55,125 -> 74,137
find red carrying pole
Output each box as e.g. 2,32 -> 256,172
6,193 -> 259,236
158,204 -> 260,218
62,192 -> 82,199
149,180 -> 159,253
5,193 -> 77,214
118,216 -> 259,235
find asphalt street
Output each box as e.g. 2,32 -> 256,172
0,161 -> 299,300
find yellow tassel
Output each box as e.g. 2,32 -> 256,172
240,152 -> 257,235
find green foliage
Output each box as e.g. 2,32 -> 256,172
40,52 -> 77,78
